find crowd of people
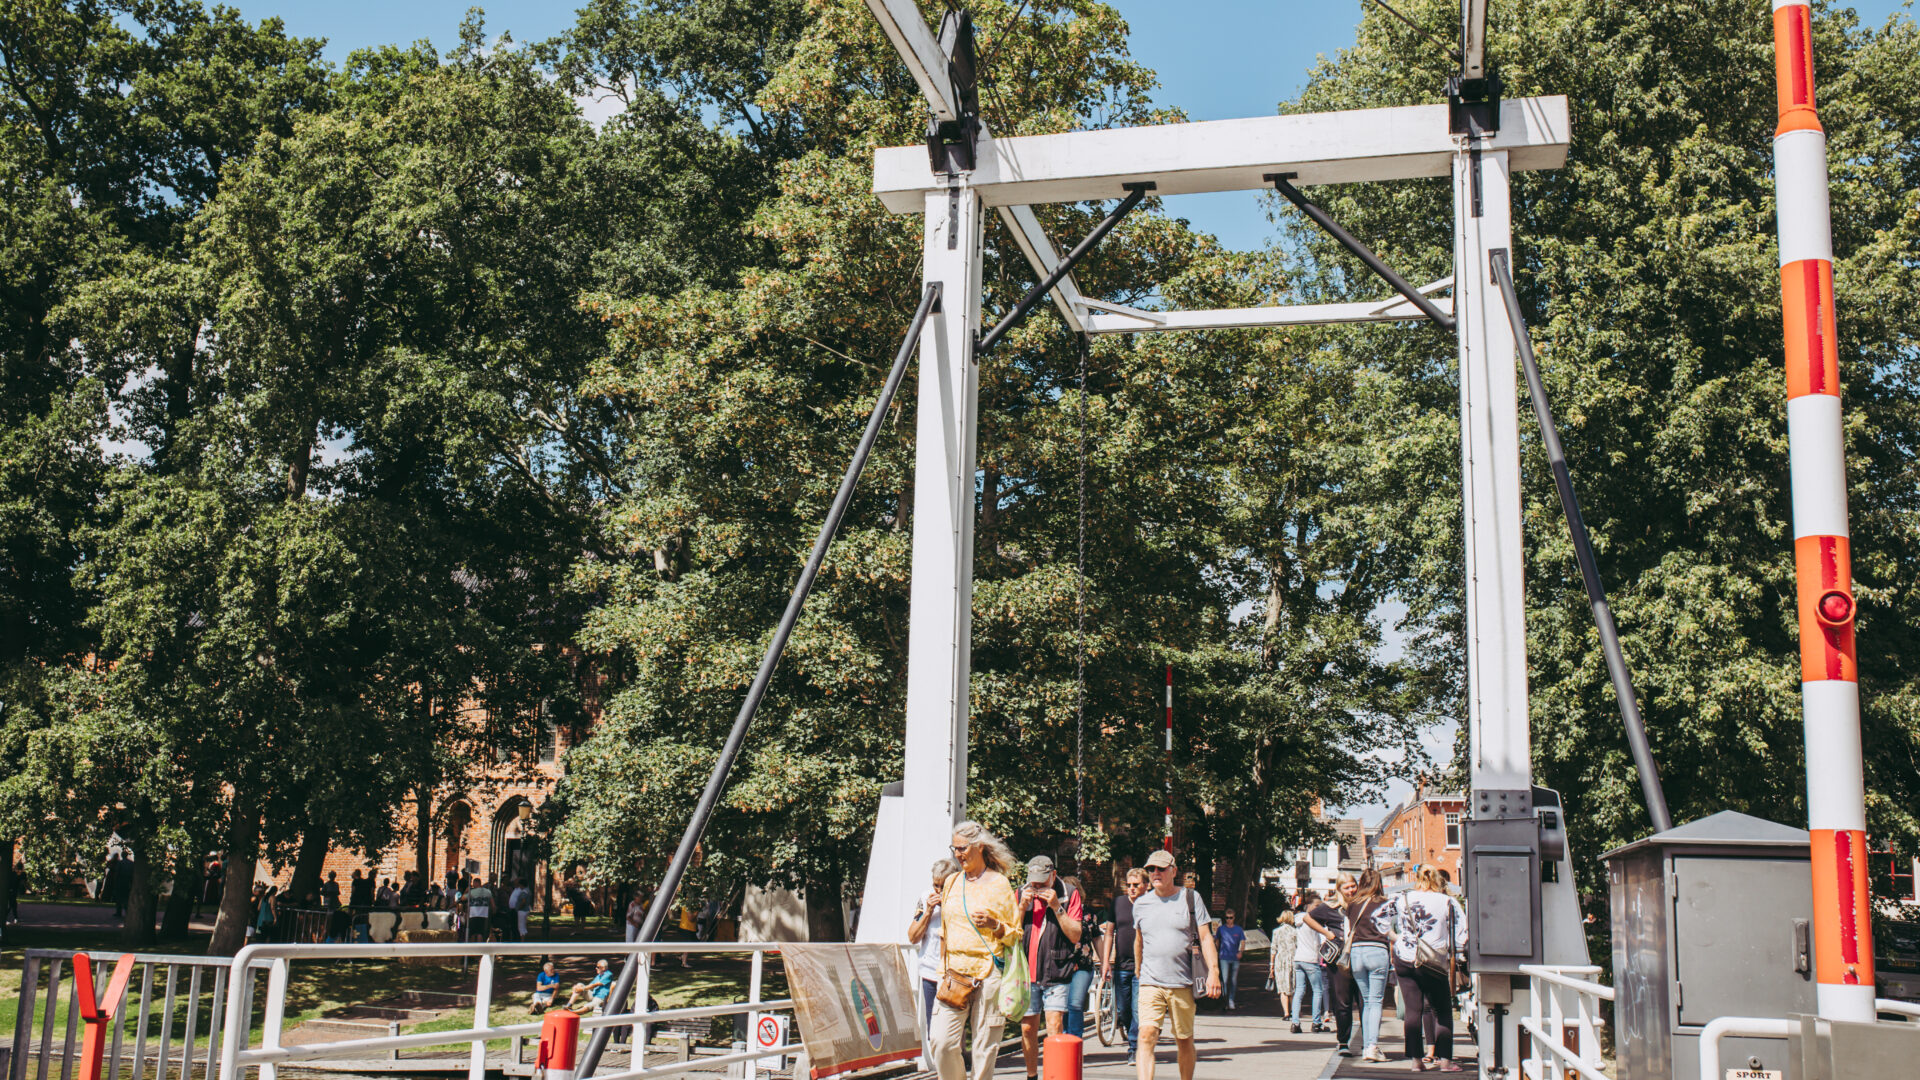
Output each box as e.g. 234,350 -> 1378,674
915,823 -> 1471,1080
242,868 -> 537,944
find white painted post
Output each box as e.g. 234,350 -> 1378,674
746,948 -> 765,1076
1454,146 -> 1527,796
468,954 -> 493,1080
258,960 -> 288,1080
863,176 -> 984,943
635,953 -> 652,1050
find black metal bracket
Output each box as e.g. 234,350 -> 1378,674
1266,173 -> 1455,331
1447,69 -> 1502,137
926,10 -> 982,175
975,182 -> 1155,357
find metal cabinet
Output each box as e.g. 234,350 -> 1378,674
1603,812 -> 1816,1080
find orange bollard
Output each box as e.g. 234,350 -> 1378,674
1042,1033 -> 1083,1080
538,1009 -> 581,1080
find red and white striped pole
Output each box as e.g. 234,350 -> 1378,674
1163,664 -> 1174,851
1772,0 -> 1875,1023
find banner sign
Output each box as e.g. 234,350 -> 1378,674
782,944 -> 919,1079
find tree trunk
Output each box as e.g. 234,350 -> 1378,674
210,800 -> 262,956
804,872 -> 846,942
160,851 -> 197,940
0,840 -> 13,920
415,788 -> 434,881
122,854 -> 157,949
1222,821 -> 1266,926
287,822 -> 332,906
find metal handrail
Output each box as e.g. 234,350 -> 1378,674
1516,964 -> 1609,1080
218,939 -> 798,1080
1516,1018 -> 1608,1080
1517,963 -> 1614,1000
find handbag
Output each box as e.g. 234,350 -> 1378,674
1184,888 -> 1208,996
935,873 -> 983,1010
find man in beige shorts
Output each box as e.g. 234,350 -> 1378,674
1132,849 -> 1220,1080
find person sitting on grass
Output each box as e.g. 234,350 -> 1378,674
567,959 -> 614,1013
532,962 -> 560,1014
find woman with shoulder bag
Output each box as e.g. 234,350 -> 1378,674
1343,869 -> 1395,1062
931,822 -> 1021,1080
1392,866 -> 1469,1072
1313,878 -> 1358,1049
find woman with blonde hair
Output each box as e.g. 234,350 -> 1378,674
1344,868 -> 1395,1062
1268,910 -> 1298,1015
1393,865 -> 1467,1072
930,821 -> 1021,1080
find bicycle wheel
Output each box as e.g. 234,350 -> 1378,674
1094,979 -> 1115,1046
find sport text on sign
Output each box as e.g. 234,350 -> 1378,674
1727,1070 -> 1783,1080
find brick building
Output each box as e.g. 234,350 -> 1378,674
292,704 -> 593,913
1368,779 -> 1465,889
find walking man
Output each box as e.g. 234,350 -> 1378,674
465,876 -> 495,942
1100,868 -> 1149,1065
1216,910 -> 1246,1009
1018,855 -> 1084,1080
1132,849 -> 1219,1080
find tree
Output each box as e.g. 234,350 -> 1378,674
1284,0 -> 1920,898
550,0 -> 1433,932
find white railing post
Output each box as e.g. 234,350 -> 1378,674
1526,977 -> 1543,1080
1575,981 -> 1600,1077
747,948 -> 765,1074
258,959 -> 288,1080
468,954 -> 494,1080
1548,980 -> 1566,1080
635,951 -> 653,1051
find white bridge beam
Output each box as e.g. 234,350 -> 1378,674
874,96 -> 1569,212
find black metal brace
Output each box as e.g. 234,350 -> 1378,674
1267,173 -> 1455,331
975,182 -> 1155,357
575,283 -> 944,1078
1489,248 -> 1672,834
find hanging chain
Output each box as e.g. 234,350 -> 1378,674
1076,334 -> 1088,838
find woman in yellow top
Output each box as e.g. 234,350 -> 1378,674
931,821 -> 1021,1080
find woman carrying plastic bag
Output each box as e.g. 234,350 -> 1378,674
931,822 -> 1023,1080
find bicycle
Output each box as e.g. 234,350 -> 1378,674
1092,974 -> 1116,1045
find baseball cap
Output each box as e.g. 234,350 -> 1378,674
1143,849 -> 1176,869
1026,855 -> 1055,878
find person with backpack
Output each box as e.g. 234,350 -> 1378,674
1017,855 -> 1084,1080
1393,865 -> 1469,1072
1058,875 -> 1099,1038
1131,849 -> 1219,1080
1290,892 -> 1336,1033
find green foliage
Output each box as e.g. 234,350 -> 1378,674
550,0 -> 1432,925
1288,0 -> 1920,881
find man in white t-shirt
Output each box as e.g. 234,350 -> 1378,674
1131,849 -> 1219,1080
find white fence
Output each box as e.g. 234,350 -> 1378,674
217,941 -> 801,1080
1515,964 -> 1610,1080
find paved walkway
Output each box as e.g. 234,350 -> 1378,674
991,980 -> 1479,1080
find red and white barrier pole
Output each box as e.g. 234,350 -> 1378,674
1772,0 -> 1875,1023
1163,664 -> 1174,851
538,1009 -> 581,1080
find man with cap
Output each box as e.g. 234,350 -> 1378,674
1018,855 -> 1084,1080
1132,849 -> 1219,1080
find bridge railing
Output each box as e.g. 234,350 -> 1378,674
1515,963 -> 1611,1080
217,941 -> 801,1080
8,948 -> 248,1080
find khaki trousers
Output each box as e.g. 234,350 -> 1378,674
930,968 -> 1004,1080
